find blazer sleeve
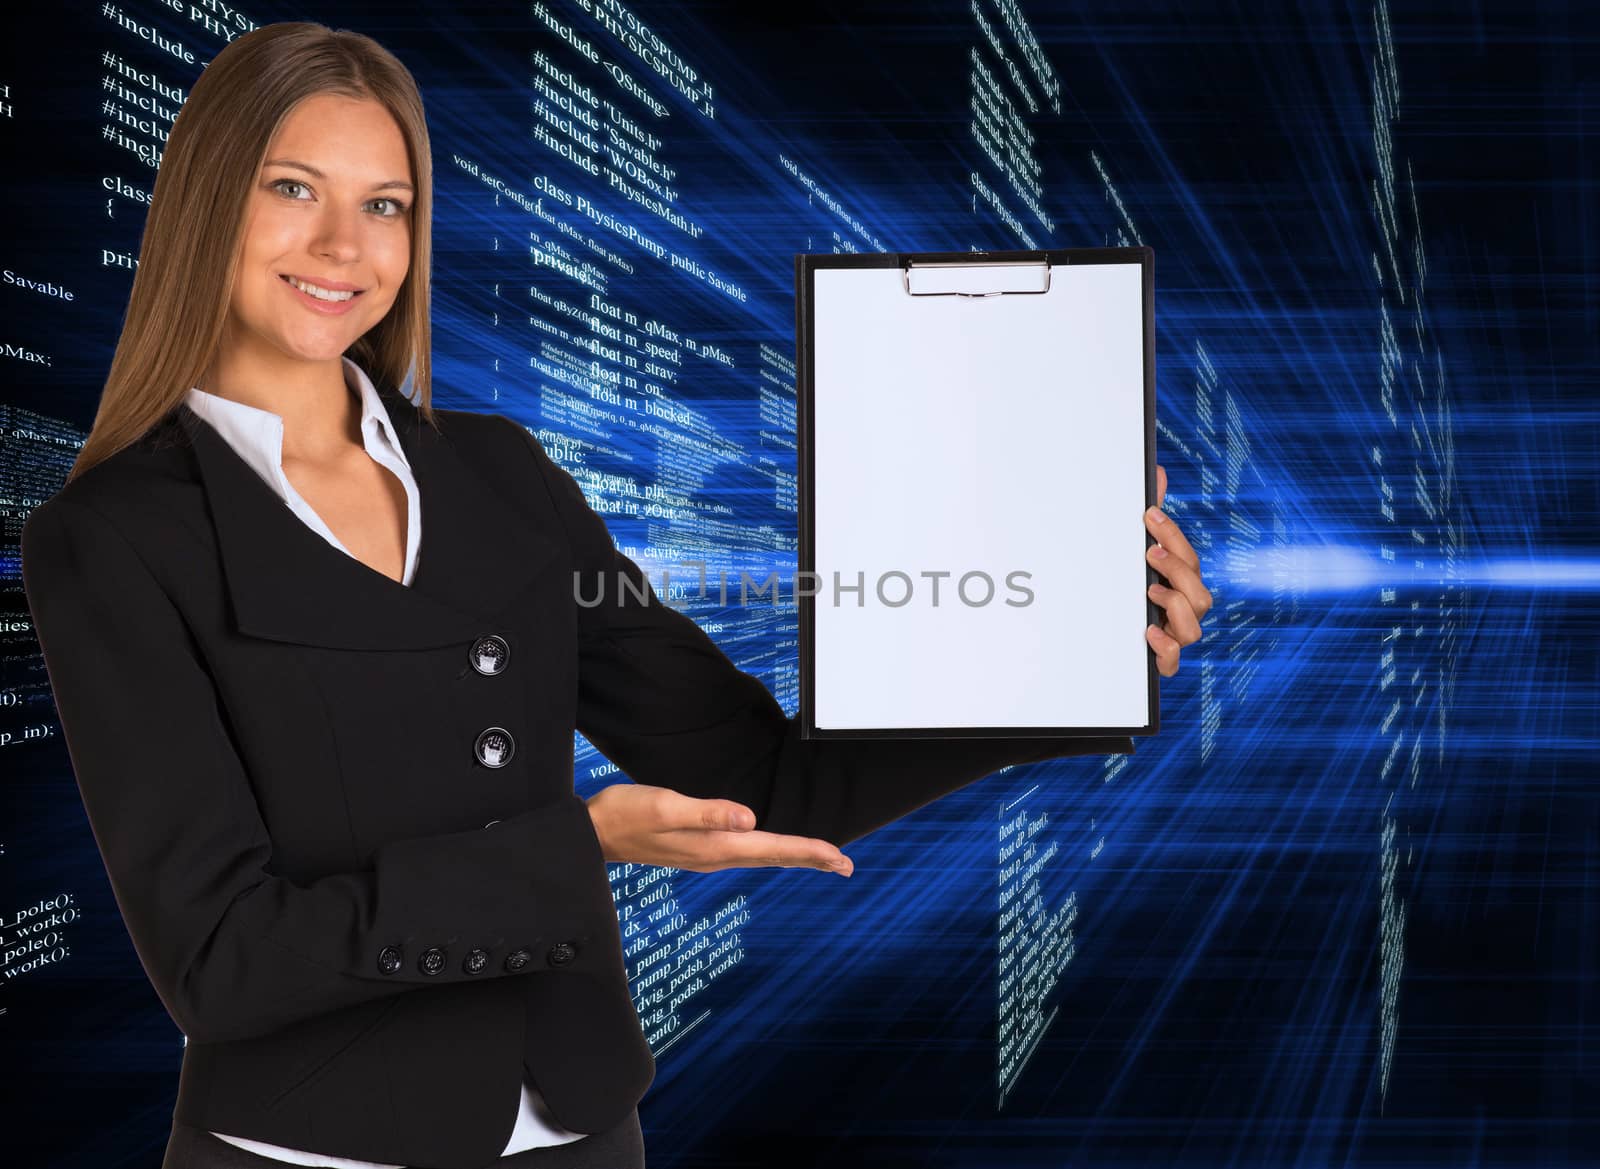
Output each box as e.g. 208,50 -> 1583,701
505,420 -> 1135,848
20,495 -> 618,1046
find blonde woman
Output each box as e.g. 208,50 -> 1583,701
20,20 -> 1209,1169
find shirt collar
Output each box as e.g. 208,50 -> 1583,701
342,354 -> 411,470
181,354 -> 410,486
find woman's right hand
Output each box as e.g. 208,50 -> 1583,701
585,783 -> 854,877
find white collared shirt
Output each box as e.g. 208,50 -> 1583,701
182,355 -> 422,588
183,355 -> 589,1165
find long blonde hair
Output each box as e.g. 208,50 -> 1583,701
70,21 -> 437,483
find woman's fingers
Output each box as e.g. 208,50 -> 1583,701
647,785 -> 757,833
712,829 -> 853,876
599,785 -> 854,876
1144,505 -> 1201,576
1141,469 -> 1208,679
675,828 -> 853,877
690,797 -> 756,832
1147,580 -> 1202,646
1145,517 -> 1213,623
1146,622 -> 1183,677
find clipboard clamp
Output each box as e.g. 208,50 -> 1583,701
901,257 -> 1053,297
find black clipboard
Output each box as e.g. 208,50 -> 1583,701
795,247 -> 1160,741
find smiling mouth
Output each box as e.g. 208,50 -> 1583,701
280,274 -> 367,301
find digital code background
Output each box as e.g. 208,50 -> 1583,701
1,2 -> 1594,1166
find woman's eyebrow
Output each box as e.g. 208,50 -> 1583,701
263,157 -> 414,193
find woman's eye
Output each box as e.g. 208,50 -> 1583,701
267,180 -> 409,218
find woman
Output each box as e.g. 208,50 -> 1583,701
20,21 -> 1209,1169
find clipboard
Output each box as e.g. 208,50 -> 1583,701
794,247 -> 1159,741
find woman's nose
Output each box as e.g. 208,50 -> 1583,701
309,206 -> 364,259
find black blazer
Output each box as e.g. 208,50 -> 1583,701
20,385 -> 1134,1168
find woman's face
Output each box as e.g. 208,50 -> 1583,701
226,93 -> 414,366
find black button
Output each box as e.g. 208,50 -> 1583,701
546,941 -> 577,967
463,948 -> 489,975
504,948 -> 532,972
474,727 -> 515,768
470,635 -> 511,676
377,945 -> 403,975
418,946 -> 447,976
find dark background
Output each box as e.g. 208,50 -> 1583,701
2,2 -> 1594,1166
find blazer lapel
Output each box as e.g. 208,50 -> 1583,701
178,387 -> 561,651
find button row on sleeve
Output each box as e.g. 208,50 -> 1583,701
377,940 -> 582,976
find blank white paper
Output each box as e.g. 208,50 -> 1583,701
810,260 -> 1150,731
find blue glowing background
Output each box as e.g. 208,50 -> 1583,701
3,1 -> 1594,1166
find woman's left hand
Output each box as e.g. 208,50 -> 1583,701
1144,463 -> 1212,677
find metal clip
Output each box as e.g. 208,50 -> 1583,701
901,258 -> 1052,297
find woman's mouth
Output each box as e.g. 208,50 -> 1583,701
280,274 -> 366,315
